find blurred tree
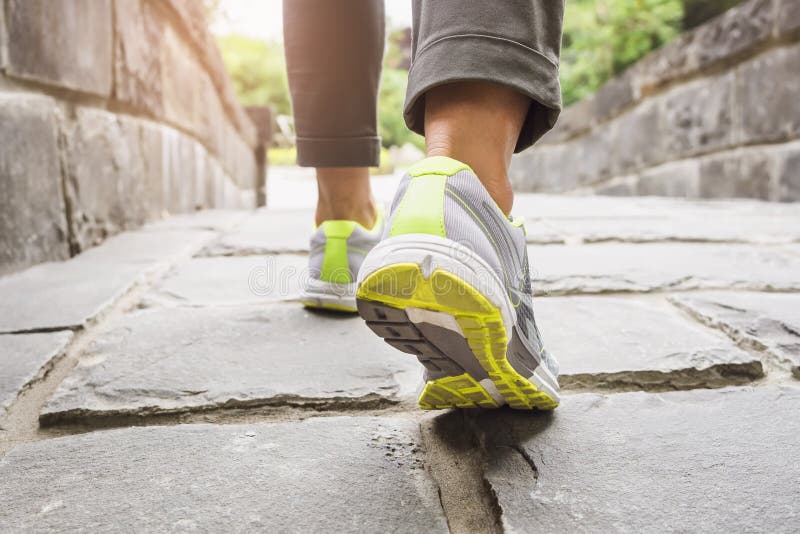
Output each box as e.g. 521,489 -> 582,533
378,68 -> 424,150
215,35 -> 291,115
560,0 -> 743,106
385,28 -> 412,70
561,0 -> 683,106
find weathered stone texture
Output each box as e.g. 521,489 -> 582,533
42,305 -> 418,422
0,1 -> 7,69
671,292 -> 800,378
5,0 -> 113,96
737,42 -> 800,145
593,72 -> 635,122
774,142 -> 800,201
698,150 -> 773,199
471,387 -> 800,533
532,242 -> 800,295
160,26 -> 209,142
536,296 -> 762,389
693,0 -> 776,69
541,208 -> 800,244
112,0 -> 163,117
201,208 -> 314,256
637,159 -> 701,197
663,73 -> 734,158
0,418 -> 448,532
0,331 -> 73,418
777,0 -> 800,37
0,227 -> 213,333
63,108 -> 157,251
0,95 -> 69,276
612,101 -> 665,175
147,255 -> 307,306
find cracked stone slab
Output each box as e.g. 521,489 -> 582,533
200,208 -> 313,255
530,243 -> 800,295
0,417 -> 448,533
0,228 -> 214,333
0,331 -> 73,419
535,296 -> 762,390
42,305 -> 419,423
671,292 -> 800,378
144,254 -> 308,306
469,387 -> 800,533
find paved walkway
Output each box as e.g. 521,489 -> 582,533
1,172 -> 799,532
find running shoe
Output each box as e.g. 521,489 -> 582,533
356,156 -> 559,410
301,207 -> 384,312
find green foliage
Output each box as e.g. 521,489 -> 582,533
216,35 -> 291,115
378,68 -> 424,150
561,0 -> 683,106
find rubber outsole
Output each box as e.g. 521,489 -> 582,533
357,262 -> 559,411
300,280 -> 357,313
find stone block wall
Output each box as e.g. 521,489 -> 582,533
0,0 -> 268,276
510,0 -> 800,201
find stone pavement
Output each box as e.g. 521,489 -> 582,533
1,180 -> 799,532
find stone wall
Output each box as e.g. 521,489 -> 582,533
510,0 -> 800,201
0,0 -> 268,276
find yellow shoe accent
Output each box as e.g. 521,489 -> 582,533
418,374 -> 500,410
357,263 -> 559,411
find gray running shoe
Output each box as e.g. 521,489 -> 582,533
301,208 -> 384,312
356,156 -> 559,410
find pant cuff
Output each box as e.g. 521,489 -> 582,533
296,136 -> 382,167
404,35 -> 562,152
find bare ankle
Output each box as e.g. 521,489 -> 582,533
315,167 -> 376,227
424,81 -> 528,215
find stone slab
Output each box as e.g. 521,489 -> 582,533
530,242 -> 800,295
776,142 -> 800,202
200,208 -> 313,255
470,386 -> 800,533
5,0 -> 113,96
0,417 -> 448,533
63,108 -> 153,250
535,296 -> 762,389
0,228 -> 213,333
0,94 -> 69,276
542,212 -> 800,244
112,0 -> 163,117
514,184 -> 800,243
42,305 -> 419,422
0,1 -> 7,69
737,41 -> 800,145
142,209 -> 249,233
662,72 -> 734,159
671,292 -> 800,378
0,331 -> 73,419
146,255 -> 307,306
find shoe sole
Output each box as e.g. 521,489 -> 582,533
301,280 -> 357,313
356,237 -> 559,411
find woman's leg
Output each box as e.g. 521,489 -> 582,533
283,0 -> 385,226
406,0 -> 565,214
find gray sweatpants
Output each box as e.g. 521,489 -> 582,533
283,0 -> 564,168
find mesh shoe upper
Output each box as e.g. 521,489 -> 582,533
309,209 -> 384,284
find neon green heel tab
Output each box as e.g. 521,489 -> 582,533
407,156 -> 472,177
389,174 -> 447,238
320,221 -> 355,283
